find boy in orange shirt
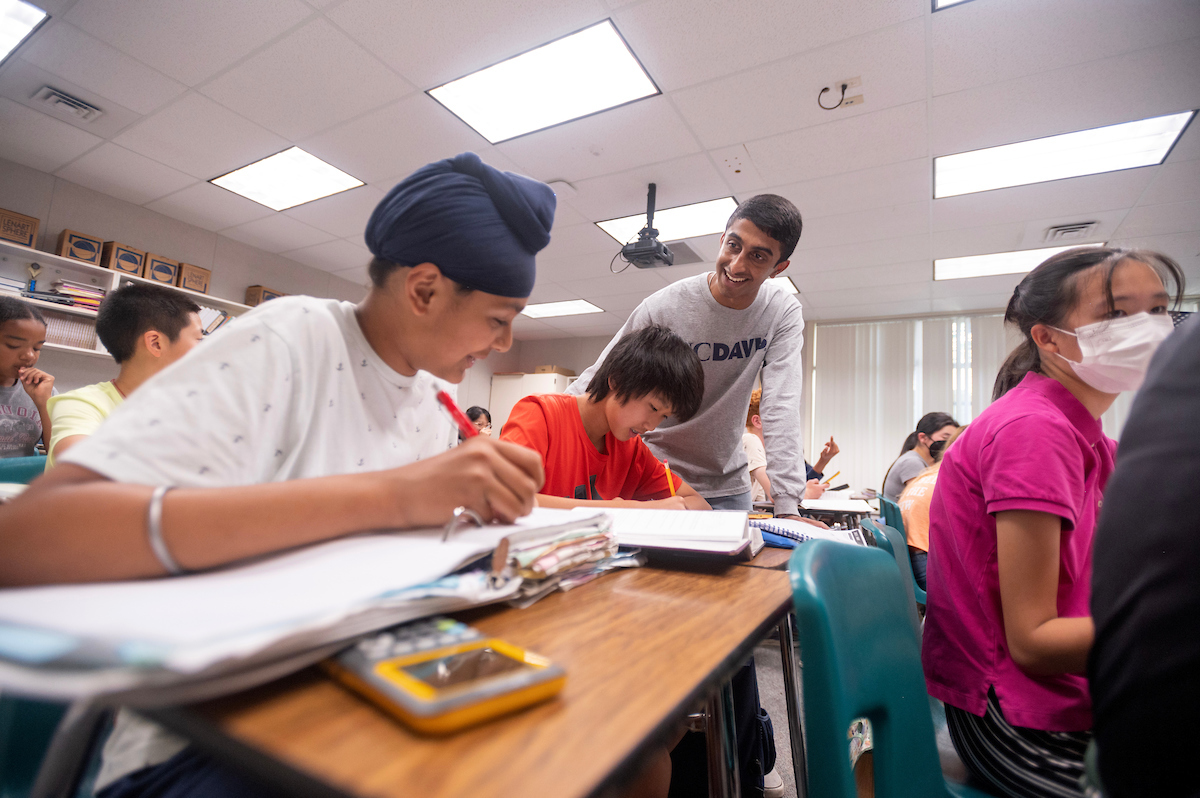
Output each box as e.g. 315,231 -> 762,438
501,325 -> 709,510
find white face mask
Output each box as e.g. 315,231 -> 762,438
1052,312 -> 1175,393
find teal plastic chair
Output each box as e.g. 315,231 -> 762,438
0,456 -> 46,486
879,496 -> 906,538
788,541 -> 993,798
862,518 -> 927,607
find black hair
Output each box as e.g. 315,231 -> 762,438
993,246 -> 1185,400
0,296 -> 46,328
95,283 -> 201,364
900,412 -> 958,456
368,257 -> 472,294
586,325 -> 705,422
725,194 -> 803,262
465,406 -> 491,425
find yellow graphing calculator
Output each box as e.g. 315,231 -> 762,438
323,617 -> 566,735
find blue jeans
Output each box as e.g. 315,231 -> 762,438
910,549 -> 928,592
98,747 -> 280,798
707,491 -> 752,511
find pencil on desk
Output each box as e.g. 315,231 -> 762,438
821,470 -> 841,485
663,460 -> 676,497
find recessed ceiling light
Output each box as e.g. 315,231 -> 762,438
597,197 -> 739,244
1,0 -> 47,65
933,0 -> 973,9
521,299 -> 604,319
428,20 -> 658,144
934,244 -> 1106,281
934,111 -> 1195,198
775,276 -> 799,294
210,147 -> 364,211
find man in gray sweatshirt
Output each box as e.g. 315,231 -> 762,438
569,194 -> 809,517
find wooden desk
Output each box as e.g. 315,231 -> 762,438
153,562 -> 797,798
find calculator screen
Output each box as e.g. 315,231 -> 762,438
402,647 -> 531,689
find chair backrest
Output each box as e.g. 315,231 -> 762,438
0,456 -> 47,485
788,542 -> 948,798
879,496 -> 905,537
0,696 -> 67,798
862,519 -> 927,609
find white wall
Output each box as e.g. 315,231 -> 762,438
0,157 -> 368,391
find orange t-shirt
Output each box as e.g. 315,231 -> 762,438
500,393 -> 680,502
897,466 -> 939,552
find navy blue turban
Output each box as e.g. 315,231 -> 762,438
364,152 -> 556,298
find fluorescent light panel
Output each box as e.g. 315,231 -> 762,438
934,244 -> 1105,281
522,299 -> 603,319
935,111 -> 1194,198
597,197 -> 738,244
1,0 -> 46,63
429,20 -> 658,144
210,147 -> 364,211
934,0 -> 972,8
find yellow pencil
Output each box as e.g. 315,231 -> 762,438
663,460 -> 677,497
821,470 -> 841,485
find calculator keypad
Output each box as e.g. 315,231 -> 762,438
356,617 -> 483,661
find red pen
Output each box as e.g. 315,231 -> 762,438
437,390 -> 478,439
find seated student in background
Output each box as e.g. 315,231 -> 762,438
922,246 -> 1184,798
47,283 -> 204,467
502,325 -> 710,511
465,405 -> 492,437
742,387 -> 826,502
1089,313 -> 1199,798
806,434 -> 839,483
896,425 -> 963,591
0,152 -> 553,797
0,297 -> 55,458
881,411 -> 957,501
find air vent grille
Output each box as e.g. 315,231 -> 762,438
1044,221 -> 1097,243
34,87 -> 103,122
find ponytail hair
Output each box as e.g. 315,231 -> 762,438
993,247 -> 1185,400
900,411 -> 958,456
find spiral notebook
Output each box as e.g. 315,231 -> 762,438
749,518 -> 869,548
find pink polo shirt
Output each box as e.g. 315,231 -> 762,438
922,372 -> 1116,732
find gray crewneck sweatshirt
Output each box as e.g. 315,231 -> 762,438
568,274 -> 807,515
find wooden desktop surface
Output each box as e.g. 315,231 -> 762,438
158,559 -> 795,798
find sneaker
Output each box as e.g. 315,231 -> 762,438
764,767 -> 785,798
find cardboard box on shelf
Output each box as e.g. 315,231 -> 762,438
142,254 -> 180,285
176,263 -> 211,294
245,285 -> 286,306
0,208 -> 39,248
533,365 -> 576,376
100,242 -> 145,275
56,229 -> 104,265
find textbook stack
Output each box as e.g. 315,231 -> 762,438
50,279 -> 105,311
199,306 -> 231,335
41,308 -> 97,349
0,276 -> 26,296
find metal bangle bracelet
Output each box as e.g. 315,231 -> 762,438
147,485 -> 185,575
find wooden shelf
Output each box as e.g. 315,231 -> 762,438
0,240 -> 114,284
43,342 -> 110,360
117,273 -> 251,314
0,291 -> 98,319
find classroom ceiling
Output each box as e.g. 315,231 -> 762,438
2,0 -> 1198,339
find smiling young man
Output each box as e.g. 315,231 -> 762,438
0,152 -> 554,798
501,325 -> 710,510
569,194 -> 810,519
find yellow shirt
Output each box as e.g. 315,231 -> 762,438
46,381 -> 123,469
897,466 -> 939,552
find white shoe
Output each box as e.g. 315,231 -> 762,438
764,767 -> 785,798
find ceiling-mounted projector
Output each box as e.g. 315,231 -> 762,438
620,183 -> 674,268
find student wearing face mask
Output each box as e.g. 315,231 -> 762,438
921,247 -> 1184,798
882,412 -> 959,501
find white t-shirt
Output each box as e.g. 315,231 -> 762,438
63,295 -> 456,788
742,431 -> 767,503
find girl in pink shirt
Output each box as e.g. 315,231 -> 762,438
922,247 -> 1184,798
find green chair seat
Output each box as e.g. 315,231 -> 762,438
0,456 -> 46,486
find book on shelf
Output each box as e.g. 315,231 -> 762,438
199,306 -> 230,335
41,309 -> 98,350
0,277 -> 26,293
20,290 -> 77,307
50,280 -> 106,309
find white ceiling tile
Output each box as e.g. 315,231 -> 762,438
795,201 -> 928,252
670,17 -> 926,149
496,96 -> 701,183
549,199 -> 588,228
1113,200 -> 1200,240
790,234 -> 931,272
541,310 -> 625,330
64,0 -> 313,86
1016,209 -> 1128,250
326,0 -> 607,89
931,222 -> 1027,260
930,273 -> 1024,300
591,291 -> 655,313
329,264 -> 372,288
930,38 -> 1200,156
145,182 -> 276,231
283,184 -> 384,239
791,260 -> 930,294
0,58 -> 142,141
283,238 -> 372,273
113,93 -> 288,179
301,94 -> 491,185
746,101 -> 928,187
540,222 -> 627,265
931,0 -> 1200,97
200,18 -> 413,141
0,97 -> 102,173
1137,158 -> 1200,207
562,268 -> 667,299
567,152 -> 730,223
810,299 -> 933,320
1167,124 -> 1200,164
18,21 -> 186,115
929,295 -> 1011,315
221,214 -> 336,253
801,280 -> 930,309
55,143 -> 196,205
526,282 -> 579,303
544,321 -> 627,337
512,315 -> 563,339
615,0 -> 923,92
767,158 -> 930,221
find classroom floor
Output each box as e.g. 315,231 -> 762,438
756,639 -> 801,798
